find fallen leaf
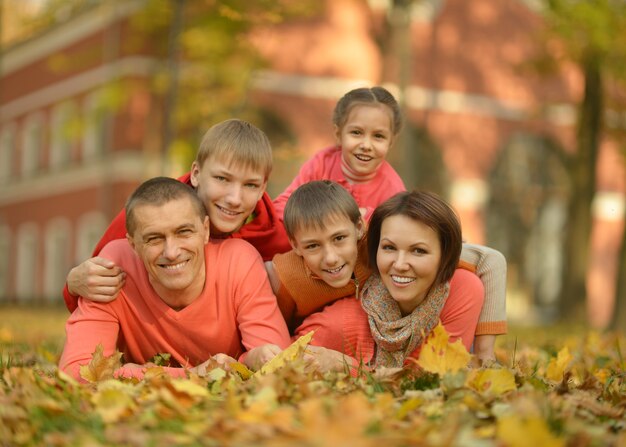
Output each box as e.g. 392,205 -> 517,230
467,368 -> 517,396
79,344 -> 123,383
545,347 -> 573,383
257,332 -> 314,376
415,323 -> 471,375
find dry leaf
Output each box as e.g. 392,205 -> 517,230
79,344 -> 123,383
415,323 -> 472,375
545,347 -> 573,383
466,368 -> 517,396
256,332 -> 314,376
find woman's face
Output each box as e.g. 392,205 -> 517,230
376,214 -> 441,315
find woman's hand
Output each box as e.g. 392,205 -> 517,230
244,344 -> 282,371
304,345 -> 353,373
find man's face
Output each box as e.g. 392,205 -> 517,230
291,214 -> 362,289
190,157 -> 267,236
127,197 -> 210,308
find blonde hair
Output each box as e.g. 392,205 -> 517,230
196,119 -> 273,179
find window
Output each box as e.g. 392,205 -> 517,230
76,212 -> 107,263
50,102 -> 75,170
21,114 -> 43,177
0,124 -> 15,184
16,223 -> 39,301
82,92 -> 107,162
0,225 -> 10,301
44,218 -> 71,301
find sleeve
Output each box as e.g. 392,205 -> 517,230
439,269 -> 485,351
62,208 -> 128,312
272,153 -> 323,220
58,298 -> 121,381
232,245 -> 291,359
459,243 -> 508,335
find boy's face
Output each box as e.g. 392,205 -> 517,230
290,214 -> 363,289
190,157 -> 267,236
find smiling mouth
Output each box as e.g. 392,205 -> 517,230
160,260 -> 189,270
391,275 -> 415,284
216,204 -> 241,217
354,154 -> 373,162
324,264 -> 345,275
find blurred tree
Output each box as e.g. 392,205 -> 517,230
24,0 -> 319,174
537,0 -> 626,322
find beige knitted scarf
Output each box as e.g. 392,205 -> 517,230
360,274 -> 450,368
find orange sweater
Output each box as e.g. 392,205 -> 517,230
59,238 -> 290,381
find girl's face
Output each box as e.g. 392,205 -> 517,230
335,104 -> 394,179
376,214 -> 441,315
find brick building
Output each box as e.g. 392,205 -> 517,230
0,0 -> 623,326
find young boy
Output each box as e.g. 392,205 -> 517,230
266,180 -> 507,365
63,119 -> 291,312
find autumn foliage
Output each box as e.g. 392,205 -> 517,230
1,323 -> 625,446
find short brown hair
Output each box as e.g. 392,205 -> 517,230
367,191 -> 462,286
332,86 -> 403,136
283,180 -> 361,240
125,177 -> 207,236
196,119 -> 273,179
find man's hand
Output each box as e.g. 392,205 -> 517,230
304,345 -> 352,373
67,257 -> 125,302
244,344 -> 282,371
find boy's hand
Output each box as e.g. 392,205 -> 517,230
244,344 -> 282,370
304,345 -> 351,373
190,354 -> 238,376
67,257 -> 126,302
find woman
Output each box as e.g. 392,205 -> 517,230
360,190 -> 484,368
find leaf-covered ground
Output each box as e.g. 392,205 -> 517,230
1,305 -> 625,446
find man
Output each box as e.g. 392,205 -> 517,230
60,177 -> 290,380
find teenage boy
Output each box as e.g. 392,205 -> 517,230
59,177 -> 290,380
265,180 -> 507,365
63,119 -> 291,312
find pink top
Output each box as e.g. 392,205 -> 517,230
293,269 -> 484,366
273,146 -> 406,222
59,238 -> 290,381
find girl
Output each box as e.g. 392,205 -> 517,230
273,86 -> 405,221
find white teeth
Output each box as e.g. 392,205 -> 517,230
217,205 -> 239,216
392,275 -> 414,284
325,265 -> 343,274
355,154 -> 372,161
163,261 -> 186,270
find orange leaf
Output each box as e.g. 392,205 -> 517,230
79,344 -> 123,383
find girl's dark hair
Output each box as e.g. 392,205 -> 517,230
367,190 -> 462,286
332,86 -> 403,136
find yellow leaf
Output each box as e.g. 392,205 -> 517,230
229,361 -> 253,379
256,332 -> 314,376
545,347 -> 572,382
79,344 -> 123,383
92,381 -> 135,423
467,368 -> 517,396
497,415 -> 565,447
170,379 -> 210,399
415,323 -> 471,375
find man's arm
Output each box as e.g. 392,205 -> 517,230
233,246 -> 291,364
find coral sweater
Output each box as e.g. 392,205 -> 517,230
273,146 -> 406,222
59,238 -> 290,381
62,172 -> 291,312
